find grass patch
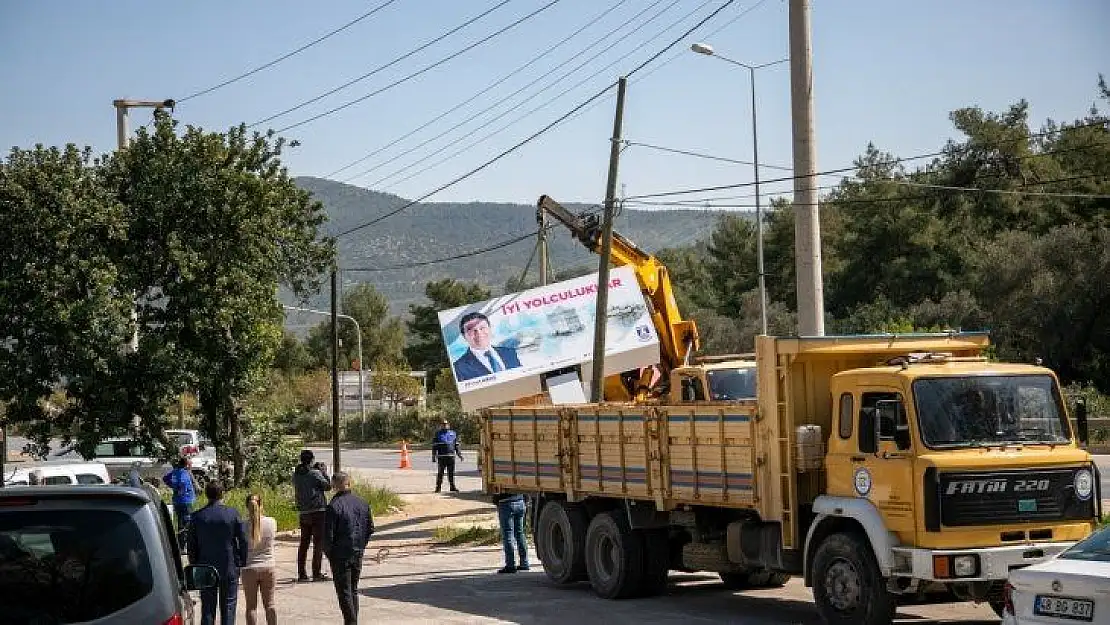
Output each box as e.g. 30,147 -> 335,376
166,482 -> 404,532
433,524 -> 500,546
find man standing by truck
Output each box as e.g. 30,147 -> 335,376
432,419 -> 464,493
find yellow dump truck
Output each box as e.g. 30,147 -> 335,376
480,332 -> 1101,625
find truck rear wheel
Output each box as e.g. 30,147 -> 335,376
721,569 -> 791,589
585,511 -> 643,599
536,500 -> 588,584
812,532 -> 896,625
636,528 -> 670,597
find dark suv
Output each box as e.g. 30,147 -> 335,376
0,486 -> 217,625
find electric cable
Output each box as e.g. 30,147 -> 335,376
268,0 -> 562,134
178,0 -> 401,103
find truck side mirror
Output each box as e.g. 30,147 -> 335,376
1075,399 -> 1088,445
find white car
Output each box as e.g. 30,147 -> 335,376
1002,524 -> 1110,624
3,460 -> 111,486
166,429 -> 219,479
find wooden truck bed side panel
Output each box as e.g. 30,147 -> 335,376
484,403 -> 759,511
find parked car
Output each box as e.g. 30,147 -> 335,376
166,429 -> 219,479
58,435 -> 217,486
3,460 -> 111,486
0,485 -> 217,624
1002,523 -> 1110,624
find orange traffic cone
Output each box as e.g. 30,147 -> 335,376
398,440 -> 412,470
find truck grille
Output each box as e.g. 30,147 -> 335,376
936,468 -> 1094,527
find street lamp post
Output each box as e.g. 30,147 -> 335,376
690,44 -> 787,336
282,306 -> 366,428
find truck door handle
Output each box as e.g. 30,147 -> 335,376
850,455 -> 866,463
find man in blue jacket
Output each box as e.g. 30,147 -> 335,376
189,481 -> 249,625
432,419 -> 464,493
452,312 -> 522,382
163,456 -> 196,535
325,472 -> 374,625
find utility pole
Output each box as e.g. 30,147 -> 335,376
537,207 -> 549,286
330,269 -> 341,473
590,77 -> 627,403
788,0 -> 825,336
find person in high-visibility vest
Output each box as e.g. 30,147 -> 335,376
431,420 -> 464,493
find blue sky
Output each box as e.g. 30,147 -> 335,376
1,0 -> 1106,206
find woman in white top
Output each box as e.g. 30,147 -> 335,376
242,493 -> 278,625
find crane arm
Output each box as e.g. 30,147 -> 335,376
537,195 -> 700,370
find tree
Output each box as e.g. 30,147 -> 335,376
273,331 -> 313,376
103,115 -> 334,483
372,365 -> 424,412
405,279 -> 490,371
0,144 -> 135,458
306,282 -> 405,370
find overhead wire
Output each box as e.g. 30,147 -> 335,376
250,0 -> 515,129
333,0 -> 742,239
369,0 -> 727,190
269,0 -> 563,134
359,0 -> 688,188
177,0 -> 402,103
324,0 -> 633,180
623,139 -> 793,171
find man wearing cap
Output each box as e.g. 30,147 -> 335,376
293,449 -> 331,582
451,312 -> 522,382
431,419 -> 464,493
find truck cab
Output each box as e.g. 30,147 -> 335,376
669,358 -> 758,403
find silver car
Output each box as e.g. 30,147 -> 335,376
0,485 -> 217,624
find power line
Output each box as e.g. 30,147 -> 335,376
624,122 -> 1109,200
269,0 -> 562,134
366,0 -> 691,188
883,178 -> 1110,199
335,82 -> 616,239
368,0 -> 723,190
333,0 -> 745,239
251,0 -> 514,128
177,0 -> 401,103
324,0 -> 632,180
623,139 -> 793,171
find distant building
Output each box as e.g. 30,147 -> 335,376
337,370 -> 427,411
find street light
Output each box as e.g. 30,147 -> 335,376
690,43 -> 787,336
282,306 -> 366,428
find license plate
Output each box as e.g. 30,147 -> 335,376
1018,498 -> 1038,512
1034,595 -> 1094,621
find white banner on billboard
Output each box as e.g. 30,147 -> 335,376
438,265 -> 660,411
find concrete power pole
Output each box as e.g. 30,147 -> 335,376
590,77 -> 628,403
788,0 -> 825,336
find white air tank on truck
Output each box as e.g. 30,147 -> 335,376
480,333 -> 1100,624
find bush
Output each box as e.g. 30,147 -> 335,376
243,411 -> 300,488
341,407 -> 481,445
215,482 -> 404,532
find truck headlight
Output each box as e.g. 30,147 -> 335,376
1074,469 -> 1093,501
953,555 -> 978,578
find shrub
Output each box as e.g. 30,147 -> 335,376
243,410 -> 300,488
213,482 -> 404,532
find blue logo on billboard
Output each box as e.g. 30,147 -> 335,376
635,325 -> 652,341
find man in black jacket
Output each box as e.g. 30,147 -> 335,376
293,449 -> 331,582
325,471 -> 374,625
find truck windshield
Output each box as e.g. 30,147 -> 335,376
912,375 -> 1070,448
706,368 -> 757,401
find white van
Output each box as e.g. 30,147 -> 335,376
3,460 -> 112,486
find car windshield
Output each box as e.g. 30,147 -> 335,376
913,375 -> 1070,448
1059,526 -> 1110,562
706,368 -> 757,401
0,508 -> 154,622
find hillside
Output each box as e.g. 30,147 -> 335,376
290,177 -> 728,315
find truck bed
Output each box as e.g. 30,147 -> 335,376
481,402 -> 760,511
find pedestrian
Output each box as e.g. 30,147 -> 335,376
163,456 -> 197,536
431,419 -> 464,493
241,493 -> 278,625
493,492 -> 530,574
189,481 -> 249,625
293,449 -> 331,582
324,472 -> 374,625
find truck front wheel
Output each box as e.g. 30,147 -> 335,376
812,532 -> 896,625
585,511 -> 643,599
536,500 -> 588,584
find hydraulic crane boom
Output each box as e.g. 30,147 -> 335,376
537,195 -> 700,374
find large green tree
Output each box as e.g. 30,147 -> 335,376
306,282 -> 405,370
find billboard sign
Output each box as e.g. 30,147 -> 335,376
438,265 -> 660,410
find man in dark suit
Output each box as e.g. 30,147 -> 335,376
452,311 -> 522,382
324,472 -> 374,625
188,481 -> 249,625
